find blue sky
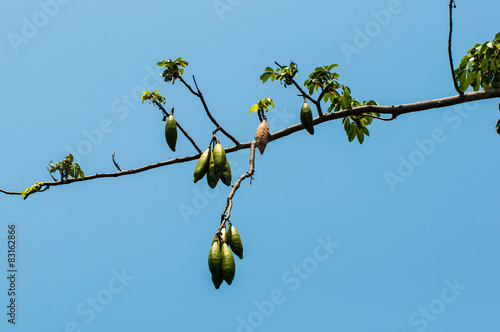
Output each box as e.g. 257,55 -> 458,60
1,0 -> 499,331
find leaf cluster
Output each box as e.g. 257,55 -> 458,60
249,98 -> 274,113
140,90 -> 166,105
260,62 -> 298,87
334,92 -> 380,144
455,32 -> 500,91
304,64 -> 341,101
157,57 -> 189,84
21,181 -> 43,199
342,107 -> 379,144
49,153 -> 85,181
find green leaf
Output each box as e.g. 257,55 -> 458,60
481,57 -> 489,72
347,123 -> 357,141
473,72 -> 481,91
260,73 -> 272,83
459,71 -> 469,91
341,97 -> 351,110
343,118 -> 350,131
249,104 -> 259,113
356,131 -> 365,144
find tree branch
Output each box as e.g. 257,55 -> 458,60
268,89 -> 500,142
2,89 -> 499,197
220,142 -> 256,226
448,0 -> 464,96
179,75 -> 240,146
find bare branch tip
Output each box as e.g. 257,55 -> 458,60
112,150 -> 123,171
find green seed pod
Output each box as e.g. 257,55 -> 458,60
207,153 -> 220,189
208,241 -> 222,280
227,223 -> 243,259
221,243 -> 235,285
193,148 -> 211,183
211,273 -> 224,289
165,115 -> 178,151
212,143 -> 226,174
220,159 -> 232,186
300,101 -> 314,135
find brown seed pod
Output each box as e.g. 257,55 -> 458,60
496,119 -> 500,135
255,119 -> 269,155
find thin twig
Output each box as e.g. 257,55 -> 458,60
0,189 -> 22,195
219,142 -> 256,230
1,89 -> 500,197
112,151 -> 122,171
47,167 -> 57,181
178,76 -> 200,97
189,76 -> 240,146
448,0 -> 464,96
153,101 -> 203,154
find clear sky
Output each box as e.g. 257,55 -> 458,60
1,0 -> 499,331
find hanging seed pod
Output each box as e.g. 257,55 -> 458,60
212,143 -> 227,174
193,148 -> 211,183
227,223 -> 243,259
208,241 -> 222,281
300,100 -> 314,135
220,159 -> 232,186
496,119 -> 500,135
207,153 -> 220,189
211,273 -> 224,289
221,243 -> 235,285
255,119 -> 269,155
165,114 -> 178,151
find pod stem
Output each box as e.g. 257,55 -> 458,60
212,126 -> 221,136
219,142 -> 256,226
210,134 -> 220,150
